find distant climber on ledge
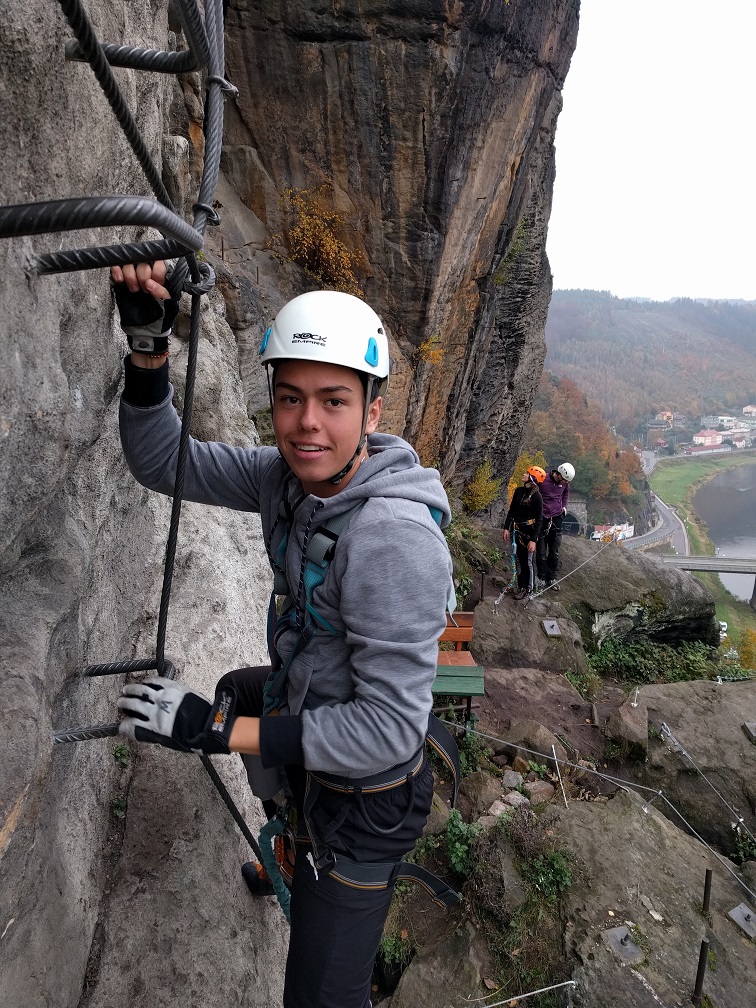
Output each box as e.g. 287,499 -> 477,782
109,260 -> 458,1008
536,462 -> 575,590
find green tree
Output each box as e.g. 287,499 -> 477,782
462,460 -> 502,513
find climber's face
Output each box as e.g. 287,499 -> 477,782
272,359 -> 382,497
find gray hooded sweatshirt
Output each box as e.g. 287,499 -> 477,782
120,381 -> 454,778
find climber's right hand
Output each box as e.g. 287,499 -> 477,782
111,262 -> 177,356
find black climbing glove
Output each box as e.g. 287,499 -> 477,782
117,676 -> 237,754
112,282 -> 179,355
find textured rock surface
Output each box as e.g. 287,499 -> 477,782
549,538 -> 719,648
219,0 -> 579,499
624,679 -> 756,853
0,2 -> 581,1005
473,592 -> 590,675
0,5 -> 284,1006
559,790 -> 756,1008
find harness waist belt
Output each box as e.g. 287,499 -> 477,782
329,854 -> 460,907
309,749 -> 424,794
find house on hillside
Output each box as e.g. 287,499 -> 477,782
743,405 -> 756,416
655,411 -> 673,423
731,435 -> 747,449
693,429 -> 723,446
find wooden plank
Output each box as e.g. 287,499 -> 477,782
439,626 -> 474,644
432,672 -> 485,696
446,612 -> 474,627
437,649 -> 477,666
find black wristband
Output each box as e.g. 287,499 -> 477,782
123,355 -> 170,408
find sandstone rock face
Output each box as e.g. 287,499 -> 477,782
0,5 -> 283,1006
0,2 -> 580,1005
473,592 -> 591,675
219,0 -> 579,496
550,538 -> 719,648
559,790 -> 755,1008
625,679 -> 756,853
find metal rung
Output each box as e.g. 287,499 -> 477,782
54,722 -> 120,744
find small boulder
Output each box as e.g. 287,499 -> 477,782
487,799 -> 511,818
423,791 -> 451,836
501,719 -> 568,772
501,769 -> 524,789
523,780 -> 555,804
458,771 -> 504,819
607,700 -> 648,761
503,791 -> 530,807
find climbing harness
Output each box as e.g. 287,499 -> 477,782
255,497 -> 462,916
257,714 -> 462,921
263,497 -> 367,714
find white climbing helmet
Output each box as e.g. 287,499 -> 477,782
259,290 -> 389,391
557,462 -> 575,482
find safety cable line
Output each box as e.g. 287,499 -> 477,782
659,722 -> 756,843
65,0 -> 210,73
492,538 -> 616,608
442,720 -> 756,903
56,0 -> 175,208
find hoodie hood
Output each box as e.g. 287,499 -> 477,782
289,432 -> 452,529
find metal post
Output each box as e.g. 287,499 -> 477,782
702,868 -> 713,915
552,744 -> 568,808
691,938 -> 709,1007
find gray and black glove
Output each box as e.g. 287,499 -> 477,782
113,282 -> 179,356
117,676 -> 236,754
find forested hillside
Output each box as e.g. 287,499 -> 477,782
514,372 -> 645,524
545,290 -> 756,435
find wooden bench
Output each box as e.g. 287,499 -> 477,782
432,613 -> 485,722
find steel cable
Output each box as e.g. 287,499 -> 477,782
56,0 -> 175,208
65,0 -> 210,73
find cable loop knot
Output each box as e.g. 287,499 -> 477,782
183,260 -> 216,296
192,202 -> 221,226
206,74 -> 239,99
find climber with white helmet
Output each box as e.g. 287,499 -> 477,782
536,461 -> 575,590
110,261 -> 456,1008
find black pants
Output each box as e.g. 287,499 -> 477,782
514,532 -> 537,591
217,667 -> 434,1008
537,514 -> 563,580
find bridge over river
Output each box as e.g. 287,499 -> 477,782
661,555 -> 756,607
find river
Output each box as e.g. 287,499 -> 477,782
692,462 -> 756,601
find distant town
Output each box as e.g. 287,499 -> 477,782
645,404 -> 756,456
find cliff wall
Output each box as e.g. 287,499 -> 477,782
0,2 -> 579,1005
219,0 -> 578,489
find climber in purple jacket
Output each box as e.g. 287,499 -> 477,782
536,462 -> 575,590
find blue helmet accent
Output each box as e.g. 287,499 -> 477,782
364,337 -> 379,368
259,327 -> 271,355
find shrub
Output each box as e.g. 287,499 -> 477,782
275,186 -> 364,295
462,460 -> 502,513
444,808 -> 482,875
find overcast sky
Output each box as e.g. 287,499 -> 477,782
546,0 -> 756,301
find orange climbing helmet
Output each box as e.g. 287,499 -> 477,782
526,465 -> 546,484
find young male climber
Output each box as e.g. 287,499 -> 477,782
502,466 -> 544,599
536,462 -> 575,590
111,260 -> 455,1008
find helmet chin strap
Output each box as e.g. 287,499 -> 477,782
326,384 -> 373,484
